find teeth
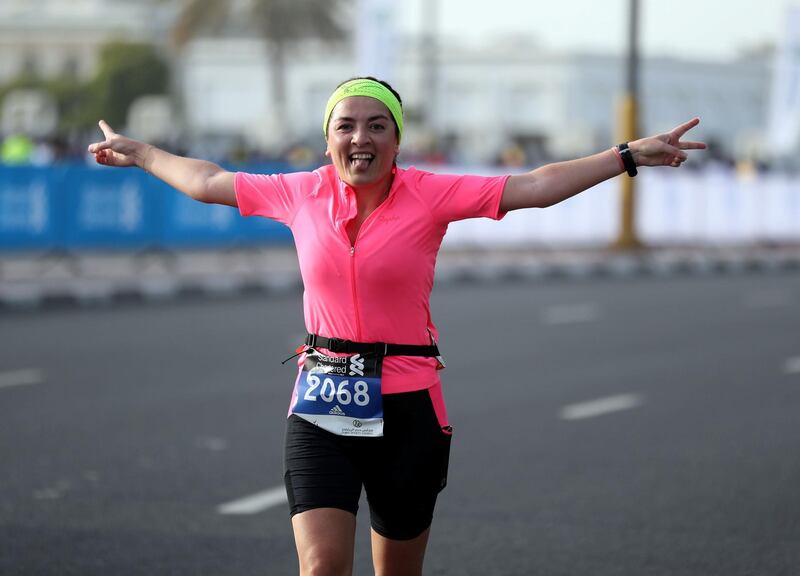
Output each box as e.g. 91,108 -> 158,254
350,153 -> 374,160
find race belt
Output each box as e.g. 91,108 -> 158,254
289,333 -> 444,437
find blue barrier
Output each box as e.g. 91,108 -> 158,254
62,166 -> 163,249
0,164 -> 298,252
0,166 -> 66,250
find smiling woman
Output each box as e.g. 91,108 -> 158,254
326,95 -> 399,189
87,74 -> 705,576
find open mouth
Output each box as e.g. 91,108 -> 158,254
349,152 -> 375,170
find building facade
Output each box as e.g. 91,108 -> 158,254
0,0 -> 773,164
180,34 -> 770,164
0,0 -> 174,82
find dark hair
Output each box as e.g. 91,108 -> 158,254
333,76 -> 403,137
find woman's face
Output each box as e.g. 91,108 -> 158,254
325,96 -> 399,189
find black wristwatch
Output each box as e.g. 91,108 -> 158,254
617,142 -> 638,177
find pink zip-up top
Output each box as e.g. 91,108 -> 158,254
235,164 -> 508,397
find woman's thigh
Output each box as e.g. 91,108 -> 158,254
292,508 -> 356,576
363,389 -> 452,541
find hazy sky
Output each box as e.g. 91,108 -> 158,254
397,0 -> 793,62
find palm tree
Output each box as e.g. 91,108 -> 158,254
171,0 -> 348,141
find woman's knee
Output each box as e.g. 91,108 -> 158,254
293,508 -> 356,576
299,543 -> 353,576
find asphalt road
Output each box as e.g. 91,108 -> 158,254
1,273 -> 799,575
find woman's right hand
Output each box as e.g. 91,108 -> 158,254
87,119 -> 237,206
87,120 -> 150,168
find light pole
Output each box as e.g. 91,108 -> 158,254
421,0 -> 439,129
615,0 -> 642,249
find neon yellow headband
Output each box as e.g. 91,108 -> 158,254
323,79 -> 404,142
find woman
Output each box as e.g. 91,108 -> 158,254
88,77 -> 705,576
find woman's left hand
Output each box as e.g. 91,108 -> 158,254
630,117 -> 707,168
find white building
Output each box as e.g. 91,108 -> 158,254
0,0 -> 174,82
184,39 -> 768,163
0,0 -> 773,164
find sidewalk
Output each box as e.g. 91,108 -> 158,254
2,245 -> 799,310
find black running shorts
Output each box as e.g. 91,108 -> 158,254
284,388 -> 452,541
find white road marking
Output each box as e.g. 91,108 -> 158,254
196,436 -> 228,452
543,303 -> 599,325
560,393 -> 643,421
0,369 -> 43,389
784,357 -> 800,375
217,486 -> 287,515
33,479 -> 71,501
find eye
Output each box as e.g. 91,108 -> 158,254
370,123 -> 386,131
336,123 -> 352,132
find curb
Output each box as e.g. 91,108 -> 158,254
433,251 -> 800,286
2,247 -> 799,311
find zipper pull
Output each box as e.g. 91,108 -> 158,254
350,246 -> 355,256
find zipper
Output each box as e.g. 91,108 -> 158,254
343,179 -> 398,341
350,244 -> 361,340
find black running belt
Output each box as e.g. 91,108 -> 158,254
305,333 -> 440,357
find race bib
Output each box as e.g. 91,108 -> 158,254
290,349 -> 383,437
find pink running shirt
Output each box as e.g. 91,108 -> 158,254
235,164 -> 508,396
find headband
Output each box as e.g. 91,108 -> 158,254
323,79 -> 404,142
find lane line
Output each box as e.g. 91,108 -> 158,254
0,369 -> 43,390
543,303 -> 599,325
560,393 -> 643,421
784,356 -> 800,375
217,485 -> 287,515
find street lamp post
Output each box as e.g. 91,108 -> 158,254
615,0 -> 642,250
421,0 -> 439,129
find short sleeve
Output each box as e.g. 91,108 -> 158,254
235,170 -> 321,226
417,171 -> 510,224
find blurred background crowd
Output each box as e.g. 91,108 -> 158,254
0,0 -> 795,173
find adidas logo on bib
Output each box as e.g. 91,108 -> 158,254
329,405 -> 346,416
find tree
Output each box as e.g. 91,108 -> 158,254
0,42 -> 169,135
90,42 -> 170,128
171,0 -> 348,138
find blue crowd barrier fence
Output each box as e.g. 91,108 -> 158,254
6,164 -> 799,252
0,163 -> 298,252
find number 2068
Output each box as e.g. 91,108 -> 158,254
303,374 -> 370,406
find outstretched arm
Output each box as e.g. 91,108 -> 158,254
500,118 -> 706,212
87,120 -> 237,207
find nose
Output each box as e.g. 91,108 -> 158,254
351,124 -> 371,146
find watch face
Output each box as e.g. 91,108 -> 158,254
619,145 -> 637,175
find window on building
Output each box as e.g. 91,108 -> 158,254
507,86 -> 544,127
62,54 -> 79,79
21,51 -> 38,78
444,84 -> 479,127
